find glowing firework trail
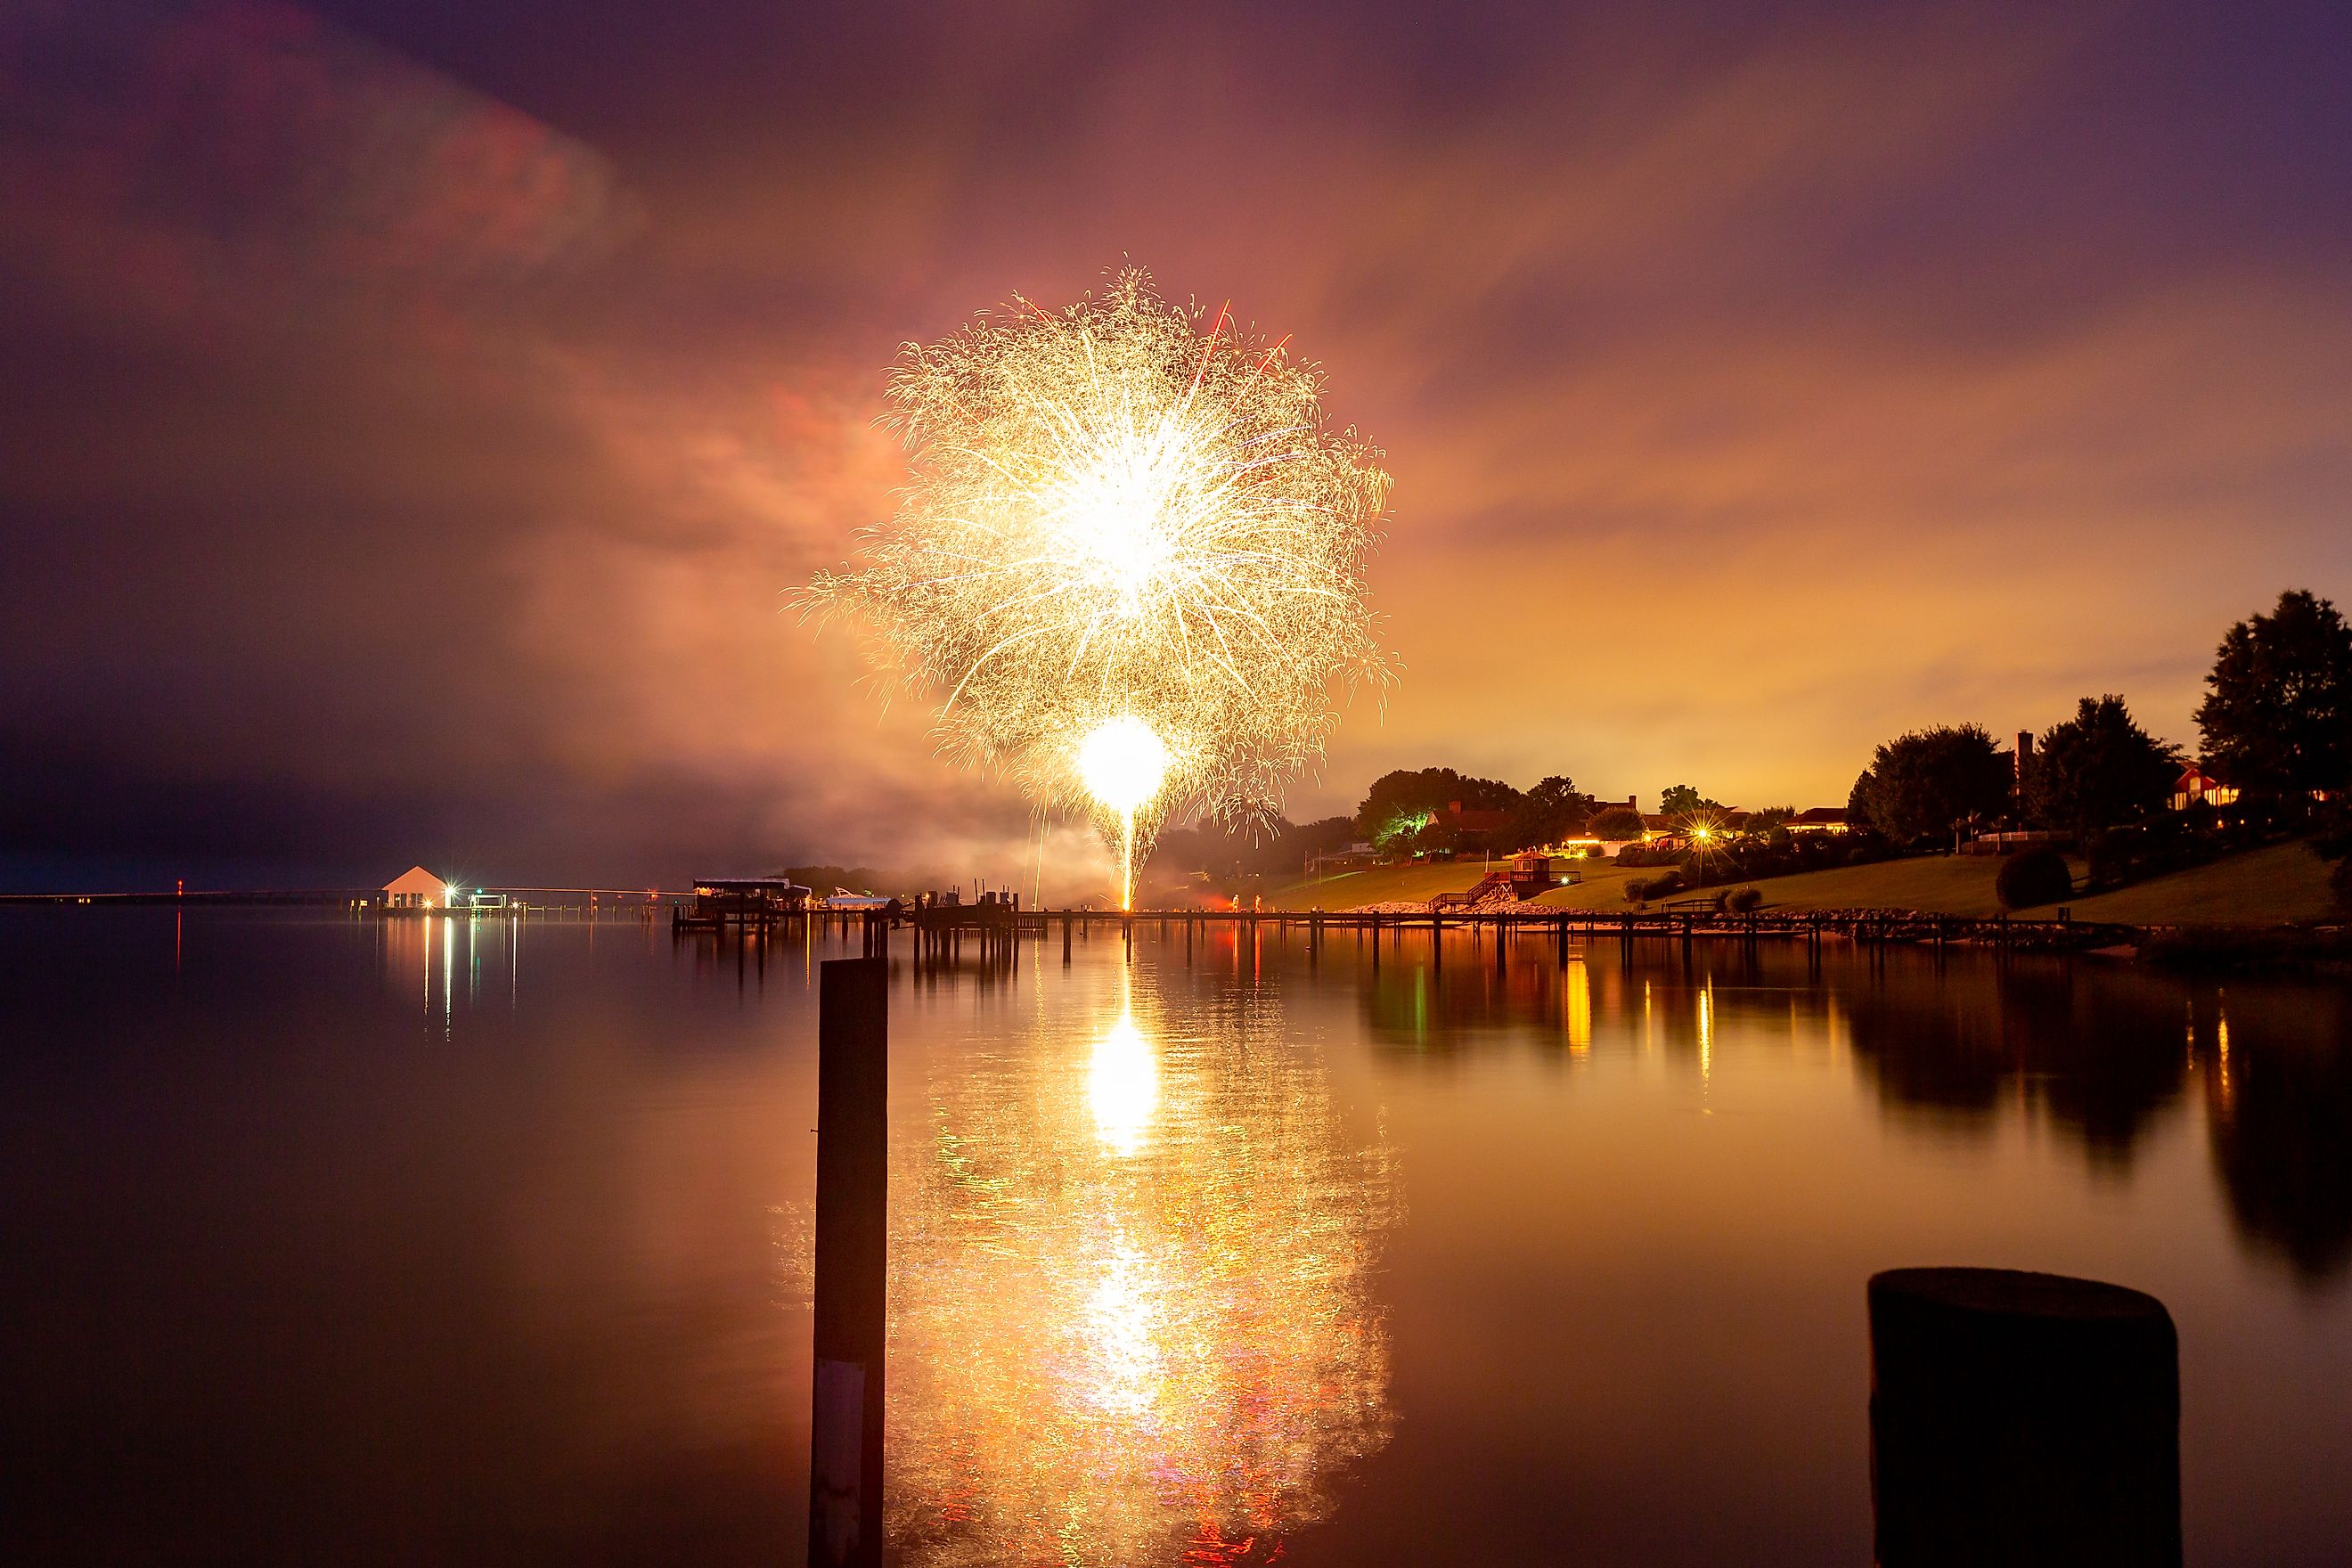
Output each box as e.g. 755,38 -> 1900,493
803,270 -> 1392,891
1076,715 -> 1169,911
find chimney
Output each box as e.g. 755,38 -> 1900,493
2015,731 -> 2033,786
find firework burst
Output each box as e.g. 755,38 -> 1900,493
803,269 -> 1392,873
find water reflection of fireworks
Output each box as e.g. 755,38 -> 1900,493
888,974 -> 1400,1565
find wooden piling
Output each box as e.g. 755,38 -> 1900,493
810,957 -> 889,1568
1869,1267 -> 2180,1568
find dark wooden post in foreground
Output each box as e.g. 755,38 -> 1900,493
810,957 -> 888,1568
1869,1267 -> 2179,1568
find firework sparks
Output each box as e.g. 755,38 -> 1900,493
804,269 -> 1392,883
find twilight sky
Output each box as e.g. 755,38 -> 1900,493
4,0 -> 2349,891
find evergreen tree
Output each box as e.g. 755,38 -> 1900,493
2026,695 -> 2179,837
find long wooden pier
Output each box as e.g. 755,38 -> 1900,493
679,902 -> 2158,960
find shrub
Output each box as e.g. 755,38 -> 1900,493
1996,846 -> 2073,911
1727,886 -> 1763,914
1623,871 -> 1683,902
2333,853 -> 2352,915
1583,844 -> 1606,860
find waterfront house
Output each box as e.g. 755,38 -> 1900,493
1309,840 -> 1380,876
2169,765 -> 2240,812
382,866 -> 445,910
1436,800 -> 1511,848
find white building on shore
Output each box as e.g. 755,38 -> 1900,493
382,866 -> 445,910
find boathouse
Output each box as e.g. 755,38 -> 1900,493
383,866 -> 445,910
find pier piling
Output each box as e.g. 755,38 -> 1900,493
810,957 -> 888,1568
1869,1267 -> 2180,1568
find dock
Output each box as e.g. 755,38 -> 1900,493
670,900 -> 2158,968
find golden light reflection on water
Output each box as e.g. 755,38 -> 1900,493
1564,959 -> 1592,1052
888,971 -> 1399,1566
1087,1004 -> 1159,1159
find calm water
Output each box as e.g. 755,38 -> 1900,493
4,909 -> 2348,1565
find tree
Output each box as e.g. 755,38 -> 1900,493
1591,806 -> 1646,842
1658,783 -> 1726,815
1149,814 -> 1340,880
1354,767 -> 1521,845
1854,724 -> 2012,845
2025,695 -> 2179,838
1847,769 -> 1878,834
2194,589 -> 2352,814
1505,774 -> 1589,850
1404,820 -> 1460,859
1291,815 -> 1360,858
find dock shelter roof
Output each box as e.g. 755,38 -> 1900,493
384,866 -> 444,897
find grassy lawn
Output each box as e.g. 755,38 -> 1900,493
1266,841 -> 2343,925
1686,854 -> 2013,917
2062,840 -> 2338,926
1264,856 -> 1653,911
1530,861 -> 1662,908
1260,862 -> 1487,910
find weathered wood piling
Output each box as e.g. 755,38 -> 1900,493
809,957 -> 888,1568
1868,1267 -> 2180,1568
